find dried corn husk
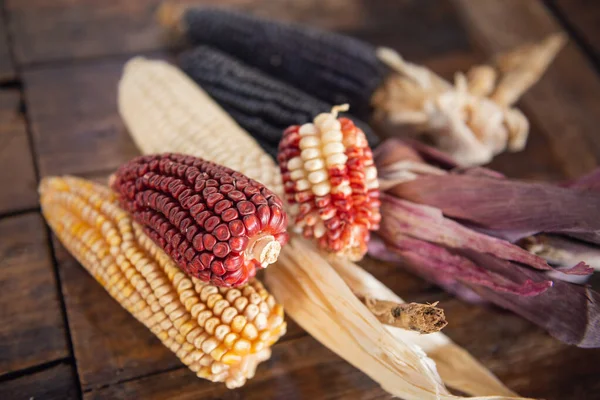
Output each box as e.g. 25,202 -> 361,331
372,33 -> 566,166
267,236 -> 527,399
117,57 -> 523,397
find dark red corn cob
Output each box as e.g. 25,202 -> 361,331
278,106 -> 380,261
111,153 -> 289,287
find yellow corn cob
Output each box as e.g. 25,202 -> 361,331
39,176 -> 286,389
118,57 -> 283,197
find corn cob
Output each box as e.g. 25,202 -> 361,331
118,57 -> 283,197
278,105 -> 380,260
161,6 -> 387,120
40,176 -> 286,389
111,153 -> 289,288
178,45 -> 380,158
116,56 -> 519,398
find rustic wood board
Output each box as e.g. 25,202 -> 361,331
6,0 -> 469,65
0,90 -> 38,214
554,0 -> 600,61
84,336 -> 394,400
23,58 -> 140,178
0,14 -> 15,81
0,213 -> 69,374
0,363 -> 79,399
452,0 -> 600,178
1,0 -> 600,399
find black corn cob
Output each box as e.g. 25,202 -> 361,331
179,46 -> 380,158
175,7 -> 388,120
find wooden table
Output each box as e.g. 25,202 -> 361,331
1,0 -> 599,399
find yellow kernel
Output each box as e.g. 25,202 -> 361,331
210,344 -> 228,362
180,321 -> 195,337
231,315 -> 247,333
197,310 -> 213,327
220,307 -> 237,324
173,316 -> 189,330
225,289 -> 242,303
206,293 -> 223,309
251,340 -> 266,353
233,339 -> 251,355
243,304 -> 259,321
259,330 -> 271,342
254,313 -> 268,331
221,351 -> 242,365
193,332 -> 209,348
186,327 -> 202,343
214,325 -> 231,341
242,286 -> 255,297
233,297 -> 248,312
223,332 -> 239,348
204,317 -> 220,335
212,299 -> 229,316
211,361 -> 226,374
249,293 -> 262,305
200,285 -> 218,302
201,337 -> 219,354
197,367 -> 211,379
190,303 -> 207,319
242,323 -> 258,341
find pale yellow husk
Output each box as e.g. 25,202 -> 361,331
373,33 -> 566,166
117,57 -> 527,398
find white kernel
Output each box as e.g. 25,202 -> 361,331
287,157 -> 303,171
326,153 -> 348,166
314,221 -> 326,238
319,117 -> 341,132
313,113 -> 331,126
254,313 -> 268,331
304,158 -> 325,171
301,148 -> 320,160
299,136 -> 319,150
298,123 -> 317,136
244,304 -> 260,321
367,179 -> 380,189
295,179 -> 310,191
321,130 -> 343,143
365,166 -> 378,180
290,169 -> 305,181
308,170 -> 327,184
312,182 -> 331,196
323,142 -> 345,156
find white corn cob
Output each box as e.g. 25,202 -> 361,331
118,57 -> 283,197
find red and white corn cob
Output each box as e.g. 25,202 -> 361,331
111,153 -> 289,288
278,105 -> 380,260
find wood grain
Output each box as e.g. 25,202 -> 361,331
452,0 -> 600,178
0,213 -> 68,374
0,13 -> 15,81
24,58 -> 139,178
0,90 -> 38,214
84,335 -> 394,400
554,0 -> 600,61
6,0 -> 469,65
0,363 -> 79,400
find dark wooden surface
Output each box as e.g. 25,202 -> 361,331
1,0 -> 600,399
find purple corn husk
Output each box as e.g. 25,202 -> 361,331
373,138 -> 600,347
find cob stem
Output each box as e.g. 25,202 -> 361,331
247,234 -> 281,267
364,297 -> 447,334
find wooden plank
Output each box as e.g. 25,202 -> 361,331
24,58 -> 140,178
0,90 -> 38,213
6,0 -> 469,65
84,335 -> 393,400
0,363 -> 79,400
0,12 -> 15,81
554,0 -> 600,61
0,213 -> 69,374
451,0 -> 600,178
53,238 -> 182,391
